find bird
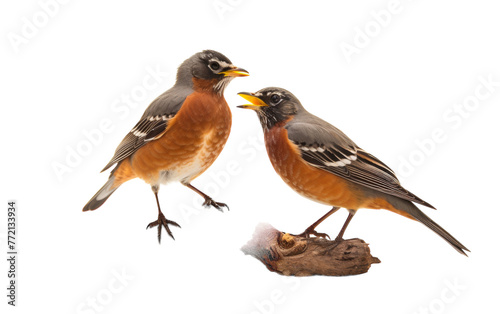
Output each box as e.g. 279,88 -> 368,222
237,87 -> 469,255
82,50 -> 248,242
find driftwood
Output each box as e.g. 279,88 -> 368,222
241,223 -> 380,276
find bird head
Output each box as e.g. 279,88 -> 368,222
238,87 -> 304,130
176,50 -> 248,94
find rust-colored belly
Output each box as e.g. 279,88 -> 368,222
130,92 -> 231,185
264,126 -> 363,209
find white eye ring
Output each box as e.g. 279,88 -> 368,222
209,61 -> 220,71
270,94 -> 282,105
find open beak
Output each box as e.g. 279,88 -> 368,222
237,92 -> 268,110
219,67 -> 249,77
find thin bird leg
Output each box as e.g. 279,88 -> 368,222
184,183 -> 229,212
297,206 -> 340,239
146,185 -> 181,243
335,211 -> 356,242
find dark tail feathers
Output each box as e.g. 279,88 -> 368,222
389,197 -> 470,256
82,177 -> 119,212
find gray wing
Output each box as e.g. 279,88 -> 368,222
101,85 -> 191,172
285,115 -> 435,208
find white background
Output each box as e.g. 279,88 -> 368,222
1,0 -> 499,313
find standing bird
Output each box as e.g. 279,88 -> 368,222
83,50 -> 248,242
238,87 -> 469,255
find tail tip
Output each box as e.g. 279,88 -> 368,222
82,201 -> 98,212
457,246 -> 470,257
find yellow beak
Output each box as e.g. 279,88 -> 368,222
237,92 -> 268,110
219,67 -> 249,77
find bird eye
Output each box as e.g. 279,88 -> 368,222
209,61 -> 220,71
270,94 -> 281,105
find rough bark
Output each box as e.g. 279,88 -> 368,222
241,223 -> 380,276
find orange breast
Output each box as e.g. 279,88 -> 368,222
264,125 -> 364,209
130,91 -> 231,185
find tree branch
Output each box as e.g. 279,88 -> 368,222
241,223 -> 380,276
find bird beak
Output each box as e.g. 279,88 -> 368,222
219,67 -> 249,77
237,92 -> 268,110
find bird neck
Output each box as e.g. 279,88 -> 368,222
191,77 -> 230,97
259,113 -> 292,132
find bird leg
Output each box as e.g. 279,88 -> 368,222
334,211 -> 356,242
146,186 -> 181,242
297,206 -> 340,239
184,183 -> 229,212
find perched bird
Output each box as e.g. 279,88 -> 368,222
238,87 -> 469,255
83,50 -> 248,242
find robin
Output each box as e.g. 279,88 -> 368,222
83,50 -> 248,242
238,87 -> 469,255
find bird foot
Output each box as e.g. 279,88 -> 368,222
146,212 -> 181,243
334,236 -> 345,243
296,228 -> 330,240
202,197 -> 229,212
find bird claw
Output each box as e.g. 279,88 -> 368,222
296,228 -> 331,240
146,212 -> 181,243
202,197 -> 229,212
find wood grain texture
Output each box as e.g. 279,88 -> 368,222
242,223 -> 380,276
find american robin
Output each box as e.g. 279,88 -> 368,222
238,87 -> 469,255
83,50 -> 248,242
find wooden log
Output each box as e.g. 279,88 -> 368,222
241,223 -> 380,276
